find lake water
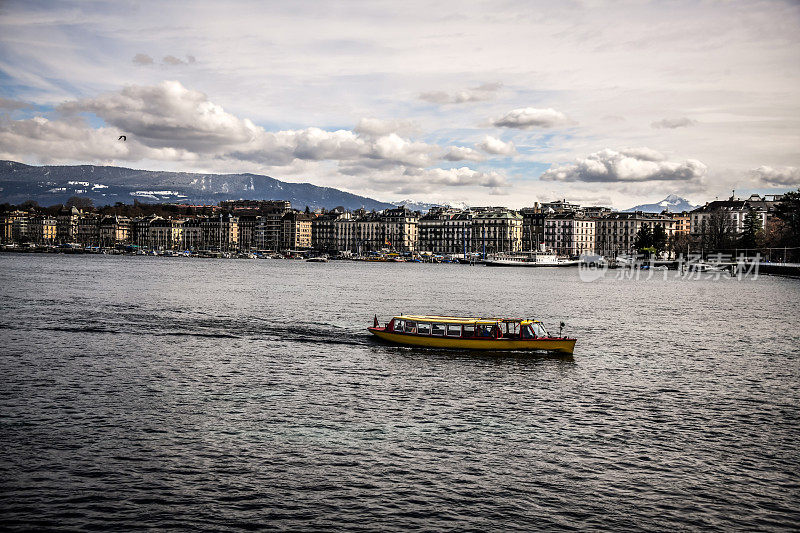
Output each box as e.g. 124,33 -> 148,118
1,254 -> 799,531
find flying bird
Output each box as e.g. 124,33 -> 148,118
118,135 -> 127,141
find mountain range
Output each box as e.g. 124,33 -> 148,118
623,194 -> 698,213
392,199 -> 470,213
0,161 -> 394,211
0,161 -> 701,214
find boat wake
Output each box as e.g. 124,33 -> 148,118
31,313 -> 372,347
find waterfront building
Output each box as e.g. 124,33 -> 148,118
237,214 -> 259,251
76,214 -> 100,247
311,208 -> 349,253
131,215 -> 158,249
28,215 -> 58,245
334,216 -> 358,254
2,210 -> 29,244
663,211 -> 690,235
356,215 -> 384,253
470,208 -> 523,255
595,212 -> 675,257
417,208 -> 445,254
447,211 -> 475,256
0,212 -> 10,244
419,207 -> 470,255
544,213 -> 596,256
255,213 -> 285,251
56,207 -> 81,244
281,211 -> 313,250
201,214 -> 239,251
181,218 -> 203,250
149,218 -> 183,250
519,207 -> 548,251
382,207 -> 419,253
99,215 -> 131,247
689,194 -> 781,243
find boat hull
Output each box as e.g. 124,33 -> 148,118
484,260 -> 579,267
368,328 -> 576,354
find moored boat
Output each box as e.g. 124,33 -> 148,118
484,252 -> 579,267
368,315 -> 576,354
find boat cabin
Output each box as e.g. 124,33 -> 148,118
388,315 -> 550,340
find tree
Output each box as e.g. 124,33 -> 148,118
634,224 -> 653,252
706,210 -> 734,252
66,196 -> 94,210
669,233 -> 691,258
774,189 -> 800,246
652,223 -> 668,255
738,209 -> 763,250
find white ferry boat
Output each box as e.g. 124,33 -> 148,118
484,252 -> 579,267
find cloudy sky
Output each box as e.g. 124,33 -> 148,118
0,0 -> 798,209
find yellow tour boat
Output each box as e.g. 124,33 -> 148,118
368,315 -> 576,354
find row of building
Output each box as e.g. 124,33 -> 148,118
0,194 -> 785,256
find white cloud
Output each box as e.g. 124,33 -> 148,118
334,163 -> 509,195
405,167 -> 507,187
252,128 -> 366,165
541,148 -> 707,183
3,81 -> 521,200
377,167 -> 508,194
419,82 -> 502,104
443,146 -> 486,162
751,166 -> 800,187
651,117 -> 697,129
59,81 -> 259,152
53,81 -> 449,168
491,107 -> 571,129
0,115 -> 194,163
367,133 -> 435,167
476,135 -> 517,156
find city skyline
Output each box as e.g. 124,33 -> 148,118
1,0 -> 799,210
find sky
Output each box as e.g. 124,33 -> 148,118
0,0 -> 798,210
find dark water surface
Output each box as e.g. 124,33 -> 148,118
1,254 -> 799,531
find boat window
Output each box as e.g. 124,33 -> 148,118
417,323 -> 431,335
477,324 -> 494,337
405,321 -> 416,334
446,324 -> 461,337
394,319 -> 404,332
531,322 -> 547,337
502,322 -> 520,337
463,324 -> 475,337
431,323 -> 445,336
522,325 -> 534,338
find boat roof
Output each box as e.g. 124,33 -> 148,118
394,315 -> 540,324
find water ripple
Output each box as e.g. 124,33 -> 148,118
1,254 -> 799,531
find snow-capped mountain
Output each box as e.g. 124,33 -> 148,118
391,199 -> 470,213
0,160 -> 394,211
623,194 -> 698,213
